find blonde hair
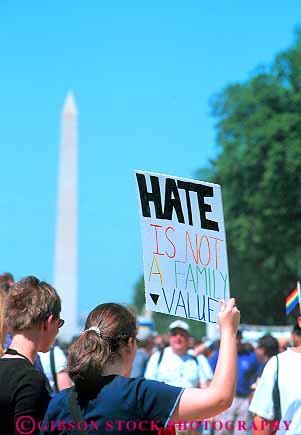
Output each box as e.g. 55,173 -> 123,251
0,289 -> 7,356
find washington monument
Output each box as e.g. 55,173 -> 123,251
54,92 -> 78,343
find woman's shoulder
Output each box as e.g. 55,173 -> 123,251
89,375 -> 181,403
0,358 -> 46,385
119,375 -> 183,401
47,377 -> 181,406
109,375 -> 149,396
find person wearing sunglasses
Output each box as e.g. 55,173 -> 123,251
0,275 -> 62,435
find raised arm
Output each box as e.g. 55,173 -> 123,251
172,298 -> 240,421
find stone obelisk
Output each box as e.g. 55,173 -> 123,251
54,92 -> 78,343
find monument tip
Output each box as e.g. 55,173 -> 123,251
63,91 -> 77,116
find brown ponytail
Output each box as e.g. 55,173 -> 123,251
68,303 -> 137,386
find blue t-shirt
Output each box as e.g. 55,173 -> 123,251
40,375 -> 183,435
209,350 -> 260,397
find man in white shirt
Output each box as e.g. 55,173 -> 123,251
249,320 -> 301,435
39,345 -> 72,394
145,320 -> 207,387
145,320 -> 208,434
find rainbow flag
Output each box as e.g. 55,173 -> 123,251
285,283 -> 301,315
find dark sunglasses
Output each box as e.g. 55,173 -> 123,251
58,318 -> 65,328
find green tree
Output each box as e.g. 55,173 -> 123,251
198,29 -> 301,324
133,276 -> 146,315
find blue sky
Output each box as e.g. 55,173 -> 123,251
0,1 -> 300,316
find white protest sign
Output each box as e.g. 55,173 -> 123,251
135,170 -> 230,325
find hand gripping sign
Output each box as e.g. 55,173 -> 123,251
135,171 -> 230,324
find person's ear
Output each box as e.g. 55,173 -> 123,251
43,314 -> 55,331
298,316 -> 301,328
127,337 -> 136,351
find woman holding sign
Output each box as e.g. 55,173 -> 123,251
40,299 -> 240,435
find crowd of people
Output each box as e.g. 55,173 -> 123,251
0,272 -> 300,435
131,319 -> 301,435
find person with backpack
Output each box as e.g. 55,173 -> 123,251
144,320 -> 214,435
249,321 -> 301,435
145,320 -> 208,388
39,344 -> 73,395
40,299 -> 240,435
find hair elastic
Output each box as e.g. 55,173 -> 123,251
86,326 -> 101,337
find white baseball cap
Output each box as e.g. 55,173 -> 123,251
169,320 -> 190,333
136,327 -> 154,341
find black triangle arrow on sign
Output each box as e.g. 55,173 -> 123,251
150,293 -> 160,305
